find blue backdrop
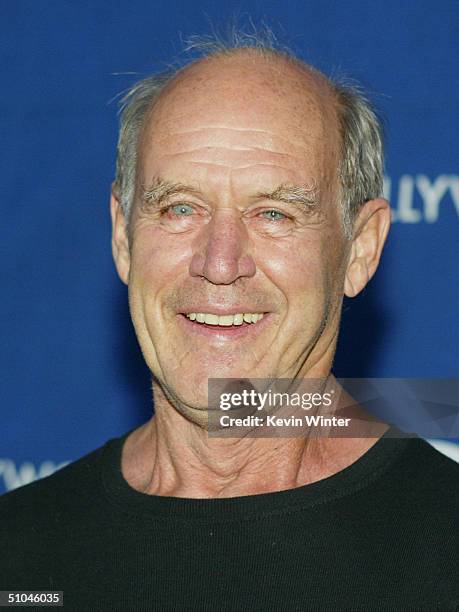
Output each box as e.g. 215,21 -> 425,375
1,0 -> 458,493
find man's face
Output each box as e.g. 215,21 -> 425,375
119,54 -> 349,420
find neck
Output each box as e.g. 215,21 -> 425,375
122,376 -> 387,499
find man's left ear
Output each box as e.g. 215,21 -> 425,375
344,198 -> 391,298
110,186 -> 131,286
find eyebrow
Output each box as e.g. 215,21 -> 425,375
142,178 -> 319,211
256,183 -> 319,210
142,179 -> 200,207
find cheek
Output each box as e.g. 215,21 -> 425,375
259,235 -> 329,302
129,226 -> 190,292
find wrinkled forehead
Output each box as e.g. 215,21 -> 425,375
139,52 -> 341,191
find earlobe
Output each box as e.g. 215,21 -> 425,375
344,198 -> 391,298
110,189 -> 131,285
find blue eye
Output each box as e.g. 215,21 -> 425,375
260,210 -> 287,221
169,203 -> 194,216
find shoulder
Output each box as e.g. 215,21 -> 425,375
0,440 -> 111,531
379,437 -> 458,520
398,437 -> 459,484
0,437 -> 125,589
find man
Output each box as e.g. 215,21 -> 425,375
1,35 -> 458,611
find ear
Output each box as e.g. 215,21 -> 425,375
110,187 -> 131,285
344,198 -> 391,298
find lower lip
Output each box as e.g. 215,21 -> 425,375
177,313 -> 271,339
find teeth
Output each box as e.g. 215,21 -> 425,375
218,315 -> 234,326
185,312 -> 265,326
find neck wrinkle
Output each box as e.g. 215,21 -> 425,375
122,378 -> 383,499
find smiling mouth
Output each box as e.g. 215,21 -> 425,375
185,312 -> 264,327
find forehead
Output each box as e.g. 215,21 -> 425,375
138,52 -> 340,195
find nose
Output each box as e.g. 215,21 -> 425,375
189,210 -> 256,284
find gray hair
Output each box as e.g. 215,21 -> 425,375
113,31 -> 384,239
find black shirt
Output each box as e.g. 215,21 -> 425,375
1,430 -> 458,611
